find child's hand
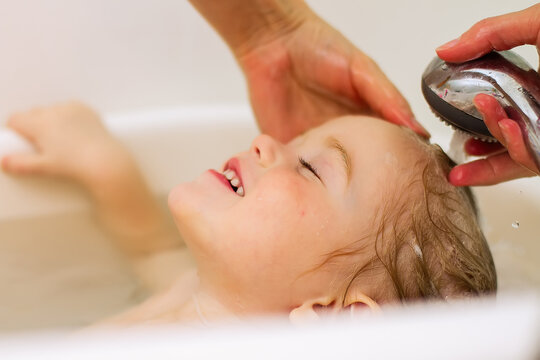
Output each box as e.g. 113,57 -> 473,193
1,101 -> 133,190
2,102 -> 185,290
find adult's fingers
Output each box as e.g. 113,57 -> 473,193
350,52 -> 430,138
449,152 -> 535,186
462,94 -> 506,155
498,118 -> 540,174
473,94 -> 507,144
474,93 -> 539,173
436,4 -> 540,63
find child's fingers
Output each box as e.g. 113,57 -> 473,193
498,118 -> 540,174
6,112 -> 39,143
473,94 -> 507,144
449,152 -> 536,186
1,153 -> 49,176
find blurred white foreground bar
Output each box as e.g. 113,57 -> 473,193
1,293 -> 538,360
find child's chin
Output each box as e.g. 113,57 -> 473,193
167,182 -> 192,218
167,181 -> 215,223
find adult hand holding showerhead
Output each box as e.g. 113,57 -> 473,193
189,0 -> 428,142
448,94 -> 539,186
436,4 -> 540,186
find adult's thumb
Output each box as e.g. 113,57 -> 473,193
436,4 -> 540,63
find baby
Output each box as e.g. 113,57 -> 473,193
1,102 -> 496,326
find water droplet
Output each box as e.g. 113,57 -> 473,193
441,64 -> 448,71
511,221 -> 520,229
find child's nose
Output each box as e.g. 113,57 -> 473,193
250,134 -> 282,168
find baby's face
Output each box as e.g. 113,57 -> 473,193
168,115 -> 421,313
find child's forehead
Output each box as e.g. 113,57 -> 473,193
290,116 -> 426,167
314,116 -> 416,149
314,116 -> 400,137
334,118 -> 429,185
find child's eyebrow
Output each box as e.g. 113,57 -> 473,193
325,136 -> 352,185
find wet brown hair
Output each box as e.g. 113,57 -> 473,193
335,135 -> 497,305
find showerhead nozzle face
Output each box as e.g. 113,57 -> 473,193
421,51 -> 540,144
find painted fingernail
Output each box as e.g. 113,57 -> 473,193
437,38 -> 460,52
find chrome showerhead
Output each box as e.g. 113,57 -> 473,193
421,50 -> 540,169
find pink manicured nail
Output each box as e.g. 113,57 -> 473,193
437,38 -> 461,52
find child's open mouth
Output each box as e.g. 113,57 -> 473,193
222,168 -> 244,196
220,157 -> 245,197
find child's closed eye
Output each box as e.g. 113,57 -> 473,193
298,156 -> 321,182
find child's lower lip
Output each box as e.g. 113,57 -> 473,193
208,169 -> 235,192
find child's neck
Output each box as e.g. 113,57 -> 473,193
93,269 -> 239,328
183,284 -> 240,326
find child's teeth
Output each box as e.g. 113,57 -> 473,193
236,186 -> 244,196
223,168 -> 242,195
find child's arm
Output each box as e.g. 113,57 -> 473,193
1,101 -> 188,292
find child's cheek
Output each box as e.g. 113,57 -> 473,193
249,174 -> 310,219
243,174 -> 328,249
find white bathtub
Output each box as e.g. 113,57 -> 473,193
0,105 -> 539,359
0,0 -> 539,358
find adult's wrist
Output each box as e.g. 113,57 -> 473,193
234,0 -> 311,55
189,0 -> 311,57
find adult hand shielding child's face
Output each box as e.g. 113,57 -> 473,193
237,12 -> 428,143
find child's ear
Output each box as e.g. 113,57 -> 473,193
341,290 -> 381,318
288,296 -> 336,325
288,291 -> 380,324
